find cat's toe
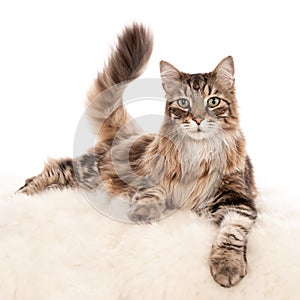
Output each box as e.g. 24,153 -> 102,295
209,245 -> 247,288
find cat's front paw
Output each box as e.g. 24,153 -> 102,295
209,245 -> 247,288
127,201 -> 164,223
127,185 -> 166,223
127,190 -> 166,223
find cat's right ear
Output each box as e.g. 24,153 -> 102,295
160,61 -> 181,91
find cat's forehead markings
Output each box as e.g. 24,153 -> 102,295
190,88 -> 203,102
186,74 -> 202,91
184,74 -> 204,102
204,84 -> 210,96
191,75 -> 201,91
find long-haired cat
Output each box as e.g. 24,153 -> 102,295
18,23 -> 257,288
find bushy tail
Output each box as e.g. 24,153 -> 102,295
86,23 -> 153,142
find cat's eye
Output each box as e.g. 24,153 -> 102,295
177,98 -> 190,109
207,97 -> 220,108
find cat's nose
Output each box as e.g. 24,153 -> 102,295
193,115 -> 202,125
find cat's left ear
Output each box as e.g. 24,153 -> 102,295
214,56 -> 235,88
160,61 -> 181,91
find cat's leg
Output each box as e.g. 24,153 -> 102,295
208,192 -> 257,287
17,153 -> 100,195
127,185 -> 167,222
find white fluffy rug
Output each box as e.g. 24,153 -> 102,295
1,175 -> 300,300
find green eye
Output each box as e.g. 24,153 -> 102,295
207,97 -> 220,108
177,98 -> 190,109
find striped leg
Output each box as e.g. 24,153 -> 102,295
208,193 -> 257,287
17,153 -> 100,195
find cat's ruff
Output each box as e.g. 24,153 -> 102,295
1,176 -> 299,299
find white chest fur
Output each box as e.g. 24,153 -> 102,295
168,137 -> 226,210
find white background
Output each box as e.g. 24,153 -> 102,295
0,0 -> 299,193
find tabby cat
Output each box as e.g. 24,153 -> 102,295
18,23 -> 257,288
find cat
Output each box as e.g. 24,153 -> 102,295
18,23 -> 257,288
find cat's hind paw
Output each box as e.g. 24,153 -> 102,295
16,176 -> 37,195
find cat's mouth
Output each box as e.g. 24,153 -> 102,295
187,127 -> 205,139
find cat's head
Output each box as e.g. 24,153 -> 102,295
160,56 -> 239,141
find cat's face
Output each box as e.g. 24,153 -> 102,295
160,57 -> 239,141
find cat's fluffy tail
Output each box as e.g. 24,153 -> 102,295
86,23 -> 153,141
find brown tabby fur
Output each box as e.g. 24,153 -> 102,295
18,23 -> 257,288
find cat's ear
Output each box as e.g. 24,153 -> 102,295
214,56 -> 235,88
160,61 -> 181,91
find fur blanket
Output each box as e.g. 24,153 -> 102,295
0,175 -> 299,299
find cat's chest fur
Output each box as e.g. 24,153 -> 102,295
168,137 -> 226,210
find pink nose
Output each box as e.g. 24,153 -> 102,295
193,117 -> 202,125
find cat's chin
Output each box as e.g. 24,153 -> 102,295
186,130 -> 207,141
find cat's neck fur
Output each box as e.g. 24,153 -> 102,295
143,119 -> 230,209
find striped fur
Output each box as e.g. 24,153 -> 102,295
18,24 -> 257,288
